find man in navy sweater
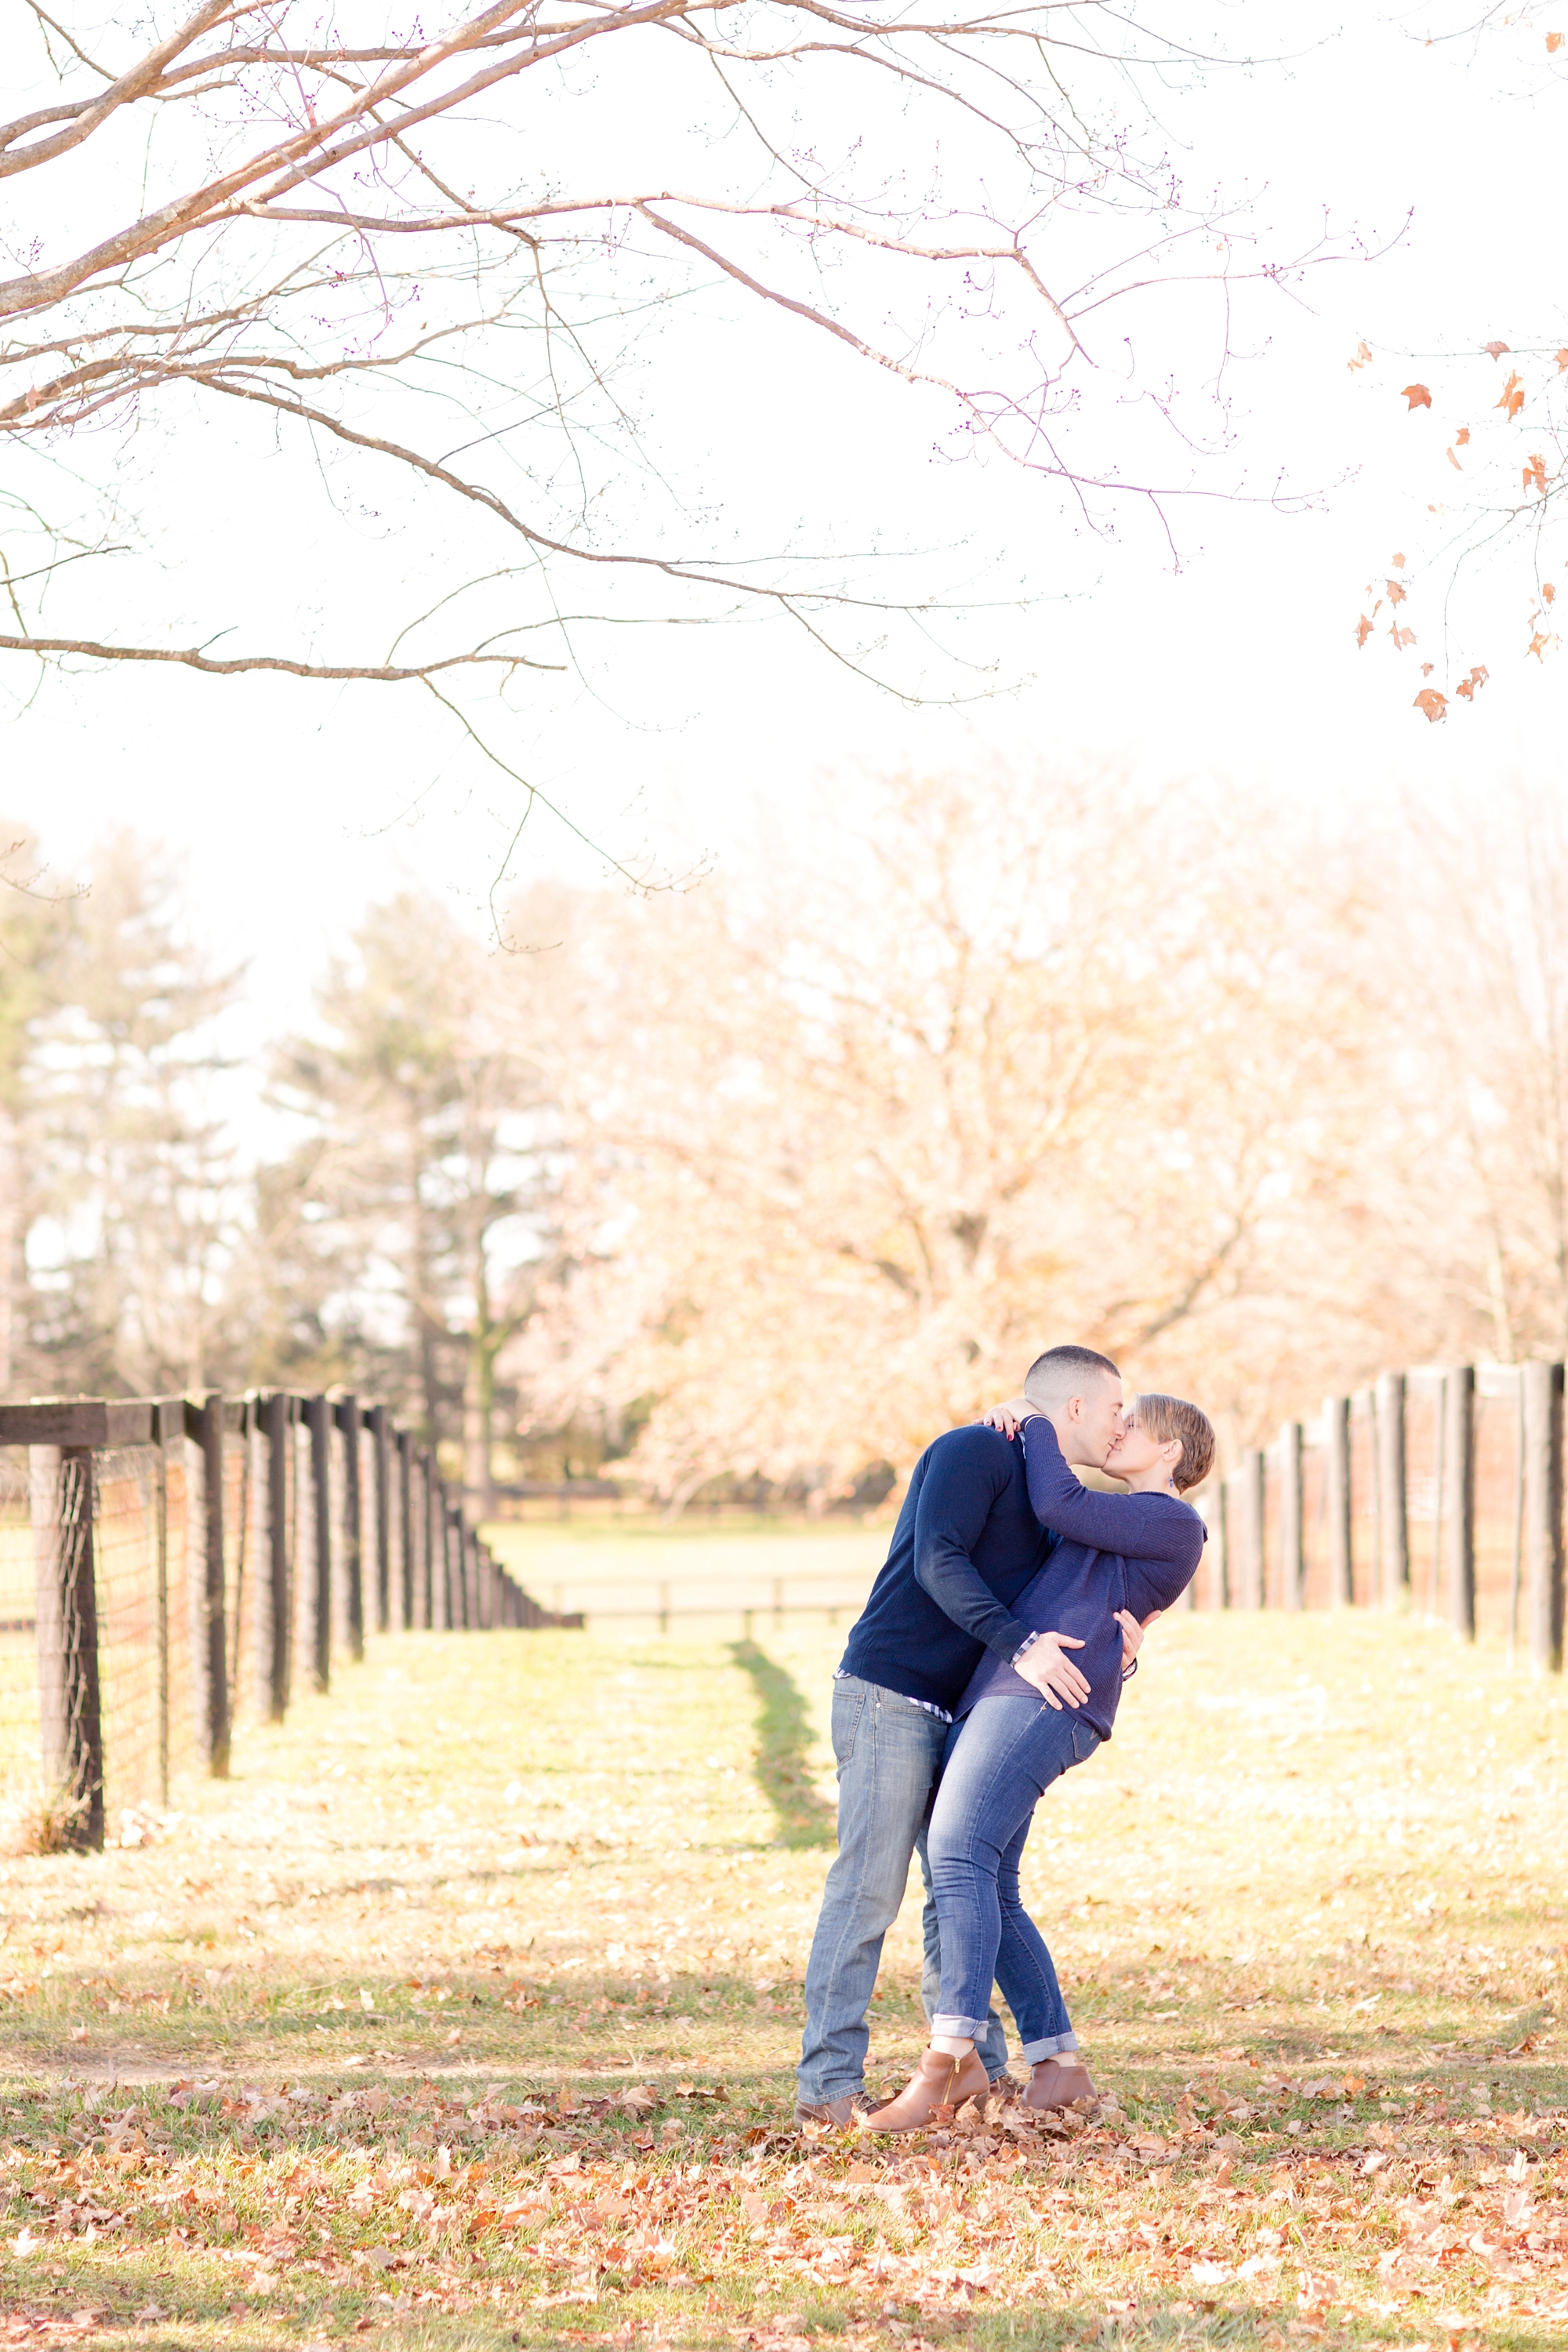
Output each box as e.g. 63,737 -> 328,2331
796,1343 -> 1126,2125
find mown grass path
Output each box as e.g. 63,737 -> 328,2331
0,1607 -> 1565,2352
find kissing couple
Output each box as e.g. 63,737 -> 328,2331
795,1344 -> 1214,2132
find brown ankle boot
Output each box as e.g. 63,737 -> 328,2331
861,2046 -> 991,2134
1023,2056 -> 1097,2111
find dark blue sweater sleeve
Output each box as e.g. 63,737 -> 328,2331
1020,1415 -> 1205,1570
1126,1550 -> 1203,1617
913,1429 -> 1034,1661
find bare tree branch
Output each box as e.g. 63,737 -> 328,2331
0,0 -> 1360,813
0,631 -> 562,680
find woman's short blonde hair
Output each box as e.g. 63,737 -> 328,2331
1133,1393 -> 1215,1492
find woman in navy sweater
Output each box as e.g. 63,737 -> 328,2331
863,1393 -> 1214,2132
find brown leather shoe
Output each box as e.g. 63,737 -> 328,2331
1023,2057 -> 1098,2111
795,2094 -> 866,2129
861,2046 -> 991,2133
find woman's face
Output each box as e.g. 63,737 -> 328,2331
1112,1401 -> 1173,1482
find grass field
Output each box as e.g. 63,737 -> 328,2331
0,1569 -> 1566,2352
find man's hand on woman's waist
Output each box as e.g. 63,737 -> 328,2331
1011,1630 -> 1091,1710
1011,1605 -> 1162,1707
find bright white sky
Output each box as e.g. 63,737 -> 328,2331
8,1 -> 1568,1040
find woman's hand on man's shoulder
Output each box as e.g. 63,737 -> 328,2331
978,1396 -> 1034,1441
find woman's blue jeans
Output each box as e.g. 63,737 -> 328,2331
926,1695 -> 1101,2060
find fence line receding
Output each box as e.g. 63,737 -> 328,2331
0,1391 -> 580,1853
1207,1359 -> 1566,1675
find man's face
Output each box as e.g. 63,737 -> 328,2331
1061,1374 -> 1126,1469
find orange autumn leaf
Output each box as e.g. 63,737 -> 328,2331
1456,426 -> 1471,445
1414,687 -> 1447,721
1497,371 -> 1526,419
1420,662 -> 1435,677
1446,448 -> 1464,470
1483,340 -> 1512,359
1544,583 -> 1557,604
1549,29 -> 1565,53
1454,666 -> 1489,700
1527,631 -> 1554,660
1355,615 -> 1374,649
1524,454 -> 1548,495
1347,341 -> 1371,372
1392,551 -> 1406,568
1389,622 -> 1416,650
1402,383 -> 1432,410
1386,579 -> 1407,603
1557,350 -> 1568,371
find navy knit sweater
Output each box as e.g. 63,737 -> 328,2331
956,1415 -> 1206,1739
837,1424 -> 1055,1712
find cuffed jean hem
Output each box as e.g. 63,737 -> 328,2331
931,2012 -> 989,2040
1020,2031 -> 1080,2062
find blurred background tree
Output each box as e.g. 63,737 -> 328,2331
270,893 -> 563,1501
4,770 -> 1564,1511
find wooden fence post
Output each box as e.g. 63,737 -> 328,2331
423,1461 -> 440,1628
245,1396 -> 270,1723
1279,1423 -> 1303,1610
435,1495 -> 452,1628
291,1411 -> 312,1693
1207,1480 -> 1229,1609
1523,1359 -> 1565,1675
1236,1449 -> 1265,1609
292,1407 -> 316,1692
455,1510 -> 474,1628
404,1443 -> 419,1628
187,1392 -> 230,1777
260,1392 -> 290,1720
1325,1394 -> 1353,1606
430,1476 -> 450,1628
369,1406 -> 391,1635
334,1395 -> 364,1663
415,1448 -> 433,1627
1375,1370 -> 1409,1606
395,1422 -> 408,1631
1445,1365 -> 1476,1641
150,1396 -> 182,1806
304,1396 -> 332,1690
29,1444 -> 104,1849
443,1494 -> 456,1628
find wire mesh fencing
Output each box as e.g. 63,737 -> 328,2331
0,1391 -> 578,1853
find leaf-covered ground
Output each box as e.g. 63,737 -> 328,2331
0,1602 -> 1565,2352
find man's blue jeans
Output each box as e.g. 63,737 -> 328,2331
926,1695 -> 1099,2059
797,1675 -> 1008,2105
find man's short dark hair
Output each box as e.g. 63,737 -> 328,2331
1024,1344 -> 1120,1395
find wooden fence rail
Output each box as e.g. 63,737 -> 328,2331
1211,1360 -> 1565,1675
0,1388 -> 580,1855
